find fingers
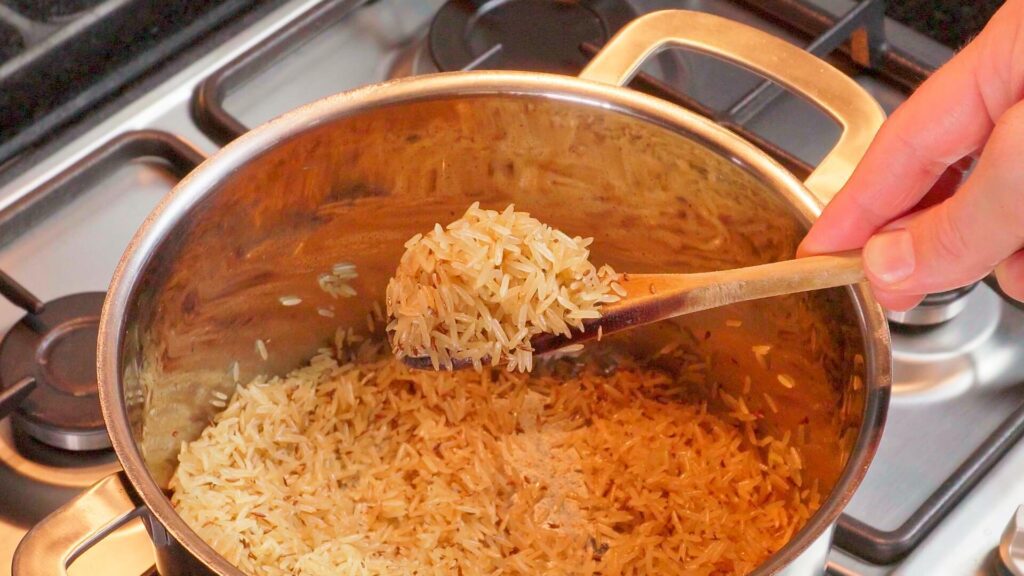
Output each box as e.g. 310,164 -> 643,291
996,251 -> 1024,302
861,100 -> 1024,296
800,0 -> 1024,256
860,229 -> 926,310
914,156 -> 975,212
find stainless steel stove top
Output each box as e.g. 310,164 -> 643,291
2,1 -> 1022,575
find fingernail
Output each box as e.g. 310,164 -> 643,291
864,229 -> 916,285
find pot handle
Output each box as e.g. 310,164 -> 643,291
579,10 -> 885,206
13,471 -> 147,576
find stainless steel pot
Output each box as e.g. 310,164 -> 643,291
15,10 -> 890,576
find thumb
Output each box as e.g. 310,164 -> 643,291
861,100 -> 1024,296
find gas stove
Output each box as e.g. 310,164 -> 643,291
1,1 -> 1021,575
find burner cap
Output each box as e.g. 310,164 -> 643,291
0,292 -> 109,451
430,0 -> 636,73
886,284 -> 977,328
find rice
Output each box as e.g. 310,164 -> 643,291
752,345 -> 772,369
319,262 -> 359,299
171,343 -> 819,576
386,203 -> 620,371
255,339 -> 268,361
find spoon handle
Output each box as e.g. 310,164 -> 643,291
626,249 -> 866,318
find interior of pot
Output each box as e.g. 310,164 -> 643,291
121,92 -> 867,542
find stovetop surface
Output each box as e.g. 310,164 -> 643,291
0,1 -> 1020,575
0,0 -> 278,168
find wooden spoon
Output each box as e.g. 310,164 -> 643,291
402,250 -> 865,370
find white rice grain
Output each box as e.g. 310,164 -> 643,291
777,374 -> 796,389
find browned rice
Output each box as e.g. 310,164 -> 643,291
385,203 -> 620,372
171,340 -> 819,575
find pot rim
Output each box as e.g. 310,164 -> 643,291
98,70 -> 891,576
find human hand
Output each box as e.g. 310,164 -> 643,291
799,0 -> 1024,310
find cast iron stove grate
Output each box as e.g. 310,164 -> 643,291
0,0 -> 267,168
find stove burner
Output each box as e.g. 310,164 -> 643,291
429,0 -> 636,74
0,292 -> 109,451
887,284 -> 977,328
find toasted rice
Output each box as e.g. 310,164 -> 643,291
386,203 -> 620,371
171,340 -> 819,576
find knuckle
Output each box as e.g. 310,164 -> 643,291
851,194 -> 898,230
928,206 -> 973,262
884,113 -> 952,178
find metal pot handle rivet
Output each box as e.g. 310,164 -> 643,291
578,9 -> 886,207
13,472 -> 146,576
